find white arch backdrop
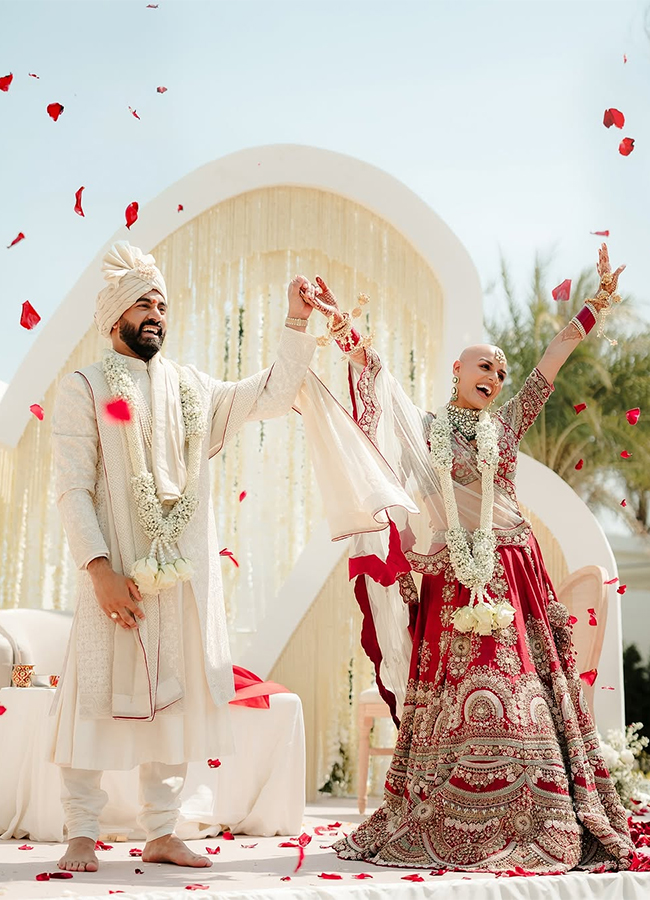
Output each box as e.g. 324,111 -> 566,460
0,145 -> 623,758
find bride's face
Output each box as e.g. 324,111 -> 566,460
453,347 -> 507,409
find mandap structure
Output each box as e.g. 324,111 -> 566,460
0,145 -> 625,799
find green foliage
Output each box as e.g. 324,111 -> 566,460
623,644 -> 650,770
486,256 -> 650,533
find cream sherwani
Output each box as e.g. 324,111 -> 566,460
49,327 -> 316,773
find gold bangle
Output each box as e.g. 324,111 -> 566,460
285,316 -> 309,328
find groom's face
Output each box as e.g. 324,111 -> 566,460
112,290 -> 168,361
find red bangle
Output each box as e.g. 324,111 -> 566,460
335,328 -> 362,353
572,304 -> 597,338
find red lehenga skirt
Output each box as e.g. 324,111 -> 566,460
334,534 -> 634,872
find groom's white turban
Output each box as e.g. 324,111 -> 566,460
95,241 -> 167,338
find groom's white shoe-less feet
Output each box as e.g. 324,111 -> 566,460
143,833 -> 212,867
58,836 -> 99,872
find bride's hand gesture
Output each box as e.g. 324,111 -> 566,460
301,276 -> 344,323
593,244 -> 625,312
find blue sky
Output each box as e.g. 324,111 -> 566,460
1,0 -> 649,385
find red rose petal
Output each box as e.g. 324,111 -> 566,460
280,876 -> 291,881
619,137 -> 635,156
104,398 -> 132,423
552,279 -> 571,302
0,73 -> 13,91
573,403 -> 587,415
590,230 -> 610,237
128,107 -> 140,120
18,844 -> 33,850
238,490 -> 247,502
135,868 -> 144,874
222,831 -> 234,840
35,873 -> 50,881
402,873 -> 425,881
30,404 -> 44,421
278,841 -> 298,847
621,450 -> 632,458
575,459 -> 584,470
185,885 -> 210,891
0,705 -> 8,714
219,548 -> 239,567
207,758 -> 221,768
125,201 -> 139,230
621,499 -> 627,507
626,408 -> 641,425
580,668 -> 598,687
617,584 -> 627,595
294,846 -> 305,872
430,869 -> 447,876
95,840 -> 113,850
319,873 -> 342,880
7,231 -> 25,248
588,608 -> 598,626
298,833 -> 312,848
47,102 -> 64,122
568,615 -> 578,625
146,3 -> 159,6
129,848 -> 142,857
74,186 -> 85,218
601,686 -> 616,690
29,73 -> 39,79
205,846 -> 220,855
20,300 -> 41,330
604,576 -> 618,585
623,54 -> 628,63
109,892 -> 125,894
353,873 -> 373,879
177,204 -> 184,212
241,843 -> 258,849
157,86 -> 168,94
603,108 -> 625,129
49,872 -> 74,879
328,822 -> 342,828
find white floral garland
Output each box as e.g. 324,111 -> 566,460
429,406 -> 515,635
103,351 -> 207,594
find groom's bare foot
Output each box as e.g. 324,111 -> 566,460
58,836 -> 99,872
142,833 -> 212,867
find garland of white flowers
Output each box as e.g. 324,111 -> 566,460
428,406 -> 516,635
103,351 -> 207,595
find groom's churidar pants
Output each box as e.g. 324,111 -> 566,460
60,762 -> 187,841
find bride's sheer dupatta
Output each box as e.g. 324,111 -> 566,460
300,348 -> 529,722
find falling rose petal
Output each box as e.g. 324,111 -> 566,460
222,831 -> 234,841
298,833 -> 312,848
0,73 -> 14,91
238,490 -> 247,502
7,231 -> 25,248
626,408 -> 641,425
74,186 -> 85,217
146,3 -> 159,6
574,459 -> 584,470
353,873 -> 373,879
601,686 -> 616,690
185,886 -> 210,891
573,403 -> 587,415
20,300 -> 41,330
47,102 -> 64,121
294,847 -> 305,872
580,669 -> 598,687
621,499 -> 627,507
590,230 -> 610,237
588,608 -> 598,626
29,73 -> 40,79
18,844 -> 34,850
318,874 -> 343,880
125,201 -> 139,230
604,577 -> 618,585
177,204 -> 184,212
135,868 -> 144,874
0,705 -> 7,715
129,848 -> 142,857
402,874 -> 425,882
619,137 -> 635,156
205,846 -> 220,855
128,106 -> 140,120
617,584 -> 627,595
104,398 -> 132,423
157,86 -> 168,94
568,615 -> 578,625
219,548 -> 240,568
621,450 -> 632,459
552,279 -> 571,302
30,404 -> 44,420
623,54 -> 628,63
207,758 -> 221,768
603,108 -> 625,129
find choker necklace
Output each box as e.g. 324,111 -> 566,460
446,403 -> 481,440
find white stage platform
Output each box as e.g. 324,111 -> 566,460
1,799 -> 649,900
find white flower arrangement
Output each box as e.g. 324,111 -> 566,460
598,722 -> 650,811
103,351 -> 207,594
429,406 -> 515,635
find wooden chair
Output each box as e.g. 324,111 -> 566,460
357,685 -> 395,815
556,565 -> 609,714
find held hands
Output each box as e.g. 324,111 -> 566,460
301,276 -> 344,324
593,243 -> 625,313
88,557 -> 145,630
287,275 -> 317,322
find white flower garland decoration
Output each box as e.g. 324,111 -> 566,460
103,351 -> 207,594
429,406 -> 515,635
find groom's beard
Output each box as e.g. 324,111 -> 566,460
118,319 -> 166,361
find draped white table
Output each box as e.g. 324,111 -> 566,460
0,687 -> 305,841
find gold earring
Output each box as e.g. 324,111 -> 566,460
451,375 -> 459,402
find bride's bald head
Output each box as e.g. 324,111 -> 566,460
452,344 -> 508,409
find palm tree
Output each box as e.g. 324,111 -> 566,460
485,256 -> 650,535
